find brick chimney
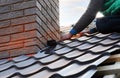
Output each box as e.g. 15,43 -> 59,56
0,0 -> 60,59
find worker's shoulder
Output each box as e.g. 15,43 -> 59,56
90,0 -> 104,6
90,0 -> 104,3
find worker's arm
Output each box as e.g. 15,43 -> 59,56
61,0 -> 104,41
70,0 -> 104,35
61,0 -> 105,40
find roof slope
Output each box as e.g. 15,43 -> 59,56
0,33 -> 120,78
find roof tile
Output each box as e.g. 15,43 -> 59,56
47,58 -> 70,70
108,33 -> 120,39
0,68 -> 17,78
99,39 -> 118,45
33,52 -> 49,59
87,37 -> 102,43
66,41 -> 82,47
77,43 -> 95,51
18,63 -> 43,76
15,58 -> 36,68
77,36 -> 90,41
89,45 -> 113,53
54,64 -> 96,77
29,70 -> 54,78
13,55 -> 29,62
0,59 -> 8,65
55,47 -> 72,55
63,50 -> 84,59
0,33 -> 119,78
0,61 -> 14,71
39,55 -> 59,64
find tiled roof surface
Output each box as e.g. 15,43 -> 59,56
0,33 -> 120,78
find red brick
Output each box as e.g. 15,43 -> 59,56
11,25 -> 24,34
0,12 -> 11,21
11,0 -> 36,11
24,23 -> 47,37
24,7 -> 37,15
10,10 -> 24,18
10,46 -> 40,57
0,10 -> 23,21
24,38 -> 40,47
39,37 -> 47,45
11,15 -> 36,26
0,0 -> 60,59
0,27 -> 11,36
0,35 -> 10,44
24,38 -> 45,48
24,23 -> 39,31
0,20 -> 10,28
11,30 -> 42,41
0,5 -> 11,14
0,40 -> 23,47
0,25 -> 23,36
0,51 -> 9,59
0,43 -> 23,51
24,2 -> 41,15
0,0 -> 24,6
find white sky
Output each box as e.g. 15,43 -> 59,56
60,0 -> 90,26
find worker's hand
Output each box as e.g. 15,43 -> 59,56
60,33 -> 73,41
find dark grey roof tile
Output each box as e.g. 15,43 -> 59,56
91,54 -> 110,66
15,58 -> 36,68
75,52 -> 110,65
77,36 -> 90,41
47,58 -> 71,70
13,55 -> 29,62
95,33 -> 110,38
54,44 -> 63,50
117,42 -> 120,46
0,61 -> 14,71
29,70 -> 54,78
33,52 -> 49,59
66,41 -> 82,47
55,47 -> 72,55
52,64 -> 96,77
9,76 -> 21,78
87,38 -> 102,43
75,53 -> 100,63
77,43 -> 95,51
0,32 -> 119,78
63,50 -> 84,59
89,45 -> 112,53
84,33 -> 98,37
61,40 -> 72,44
0,59 -> 8,65
108,33 -> 120,39
99,39 -> 118,45
39,55 -> 59,64
18,63 -> 43,76
78,69 -> 97,78
0,68 -> 17,78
